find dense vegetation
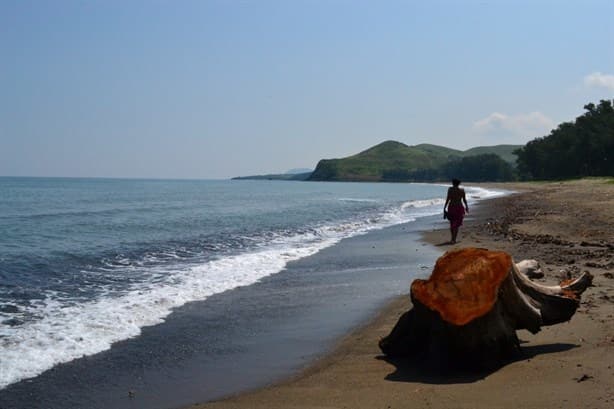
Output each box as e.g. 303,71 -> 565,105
308,141 -> 519,182
515,100 -> 614,180
441,154 -> 515,182
381,154 -> 514,182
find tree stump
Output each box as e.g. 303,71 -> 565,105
379,248 -> 592,368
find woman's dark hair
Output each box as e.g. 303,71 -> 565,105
452,179 -> 461,187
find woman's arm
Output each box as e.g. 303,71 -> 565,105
462,190 -> 469,212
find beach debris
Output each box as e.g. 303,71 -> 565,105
379,248 -> 592,368
574,374 -> 593,383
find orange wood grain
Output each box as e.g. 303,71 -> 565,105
411,248 -> 512,326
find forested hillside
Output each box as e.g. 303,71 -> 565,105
308,141 -> 518,182
515,100 -> 614,180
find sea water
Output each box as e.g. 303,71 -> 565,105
0,177 -> 503,390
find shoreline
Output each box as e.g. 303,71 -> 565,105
194,179 -> 614,409
0,190 -> 445,409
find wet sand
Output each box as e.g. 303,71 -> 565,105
194,179 -> 614,409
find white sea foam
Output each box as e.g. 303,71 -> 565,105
338,198 -> 379,202
432,184 -> 509,202
464,186 -> 509,201
0,189 -> 505,389
401,198 -> 445,210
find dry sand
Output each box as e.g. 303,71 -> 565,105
193,179 -> 614,409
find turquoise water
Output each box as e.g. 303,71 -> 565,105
0,177 -> 501,390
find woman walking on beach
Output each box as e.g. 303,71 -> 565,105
444,179 -> 468,244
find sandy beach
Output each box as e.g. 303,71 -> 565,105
194,179 -> 614,409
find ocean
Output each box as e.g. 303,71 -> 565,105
0,177 -> 504,408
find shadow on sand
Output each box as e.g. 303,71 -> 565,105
377,342 -> 578,385
434,240 -> 465,246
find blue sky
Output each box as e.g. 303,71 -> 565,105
1,0 -> 613,179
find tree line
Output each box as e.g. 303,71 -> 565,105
515,99 -> 614,180
381,153 -> 515,182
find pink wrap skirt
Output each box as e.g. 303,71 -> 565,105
447,204 -> 465,229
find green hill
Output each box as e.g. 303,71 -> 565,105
462,145 -> 521,165
412,143 -> 520,165
412,143 -> 463,158
308,141 -> 453,182
308,141 -> 520,182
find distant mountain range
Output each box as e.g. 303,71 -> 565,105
232,171 -> 313,181
233,140 -> 521,182
285,168 -> 313,175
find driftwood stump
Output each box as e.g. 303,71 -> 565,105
379,248 -> 592,367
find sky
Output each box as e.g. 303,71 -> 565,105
1,0 -> 613,179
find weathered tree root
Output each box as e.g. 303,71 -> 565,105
379,248 -> 592,368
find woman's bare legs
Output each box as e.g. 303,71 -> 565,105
451,227 -> 459,243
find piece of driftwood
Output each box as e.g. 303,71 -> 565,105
379,248 -> 592,367
515,259 -> 544,279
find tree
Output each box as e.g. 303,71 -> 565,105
515,100 -> 614,180
442,154 -> 516,182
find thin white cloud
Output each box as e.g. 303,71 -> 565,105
584,72 -> 614,91
472,111 -> 555,139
